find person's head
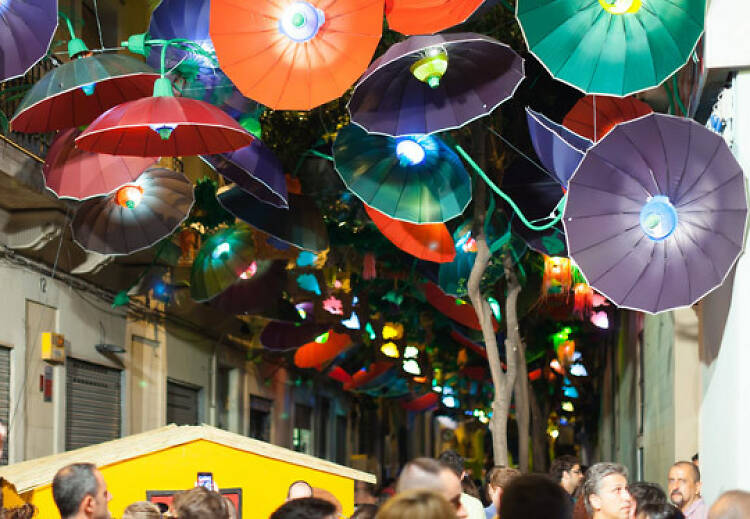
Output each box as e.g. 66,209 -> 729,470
395,458 -> 467,519
1,504 -> 36,519
172,487 -> 230,519
287,480 -> 314,501
635,503 -> 684,519
351,504 -> 378,519
628,482 -> 667,517
223,497 -> 237,519
667,462 -> 701,512
499,474 -> 572,519
121,501 -> 161,519
52,463 -> 112,519
551,455 -> 584,495
270,497 -> 337,519
355,481 -> 377,506
583,462 -> 632,519
690,454 -> 698,468
708,490 -> 750,519
438,450 -> 466,480
375,489 -> 456,519
486,467 -> 522,508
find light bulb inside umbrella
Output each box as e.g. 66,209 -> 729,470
239,261 -> 258,279
639,195 -> 678,241
80,83 -> 96,96
410,46 -> 448,89
148,123 -> 177,140
115,185 -> 144,209
279,1 -> 325,43
598,0 -> 641,14
212,241 -> 232,260
381,341 -> 400,358
403,359 -> 421,375
396,137 -> 426,166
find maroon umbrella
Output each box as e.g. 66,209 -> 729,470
260,321 -> 330,352
348,33 -> 524,137
564,113 -> 747,314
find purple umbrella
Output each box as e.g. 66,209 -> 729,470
526,107 -> 592,187
201,140 -> 288,209
147,0 -> 212,72
348,33 -> 524,137
564,113 -> 747,314
260,321 -> 330,352
0,0 -> 57,81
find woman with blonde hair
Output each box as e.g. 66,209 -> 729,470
375,489 -> 456,519
122,501 -> 161,519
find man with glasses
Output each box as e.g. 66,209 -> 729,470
550,455 -> 585,500
583,462 -> 633,519
396,457 -> 469,518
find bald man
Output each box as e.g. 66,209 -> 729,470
667,462 -> 706,519
396,457 -> 468,519
708,490 -> 750,519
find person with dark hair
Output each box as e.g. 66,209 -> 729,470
628,482 -> 667,518
636,503 -> 685,519
667,462 -> 706,519
0,504 -> 36,519
396,457 -> 468,519
551,455 -> 585,498
172,486 -> 230,519
351,503 -> 379,519
708,490 -> 750,519
484,467 -> 521,519
690,455 -> 698,468
270,497 -> 337,519
583,462 -> 632,519
499,474 -> 572,519
287,480 -> 314,501
438,450 -> 484,519
52,463 -> 112,519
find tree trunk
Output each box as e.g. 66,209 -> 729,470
529,386 -> 548,473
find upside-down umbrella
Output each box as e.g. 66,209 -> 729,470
147,0 -> 212,72
420,282 -> 499,331
75,77 -> 254,157
563,95 -> 653,142
349,33 -> 524,136
201,140 -> 288,209
11,54 -> 160,133
71,168 -> 194,255
43,128 -> 156,200
190,225 -> 259,302
343,362 -> 394,391
400,392 -> 439,412
334,124 -> 471,223
294,330 -> 353,368
385,0 -> 484,35
526,107 -> 592,186
210,0 -> 383,110
207,260 -> 286,314
218,186 -> 329,252
260,321 -> 330,351
563,113 -> 747,314
0,0 -> 57,81
517,0 -> 704,96
364,204 -> 455,263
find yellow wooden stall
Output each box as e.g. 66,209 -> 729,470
0,425 -> 375,518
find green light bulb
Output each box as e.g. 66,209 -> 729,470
292,12 -> 306,27
427,76 -> 440,89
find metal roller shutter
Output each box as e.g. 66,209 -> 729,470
65,358 -> 121,450
167,380 -> 199,426
0,347 -> 10,465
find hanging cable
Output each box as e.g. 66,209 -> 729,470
92,0 -> 105,49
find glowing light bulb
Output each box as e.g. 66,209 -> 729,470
149,124 -> 176,141
598,0 -> 641,14
410,46 -> 448,89
315,332 -> 330,344
640,195 -> 677,241
239,261 -> 257,279
81,83 -> 96,96
279,1 -> 325,42
403,359 -> 421,375
396,138 -> 426,166
211,241 -> 231,260
404,346 -> 419,359
115,185 -> 144,209
381,341 -> 400,358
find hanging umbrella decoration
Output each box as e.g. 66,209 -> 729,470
385,0 -> 485,35
349,33 -> 524,137
11,14 -> 160,133
562,95 -> 652,142
333,124 -> 471,224
43,128 -> 157,200
210,0 -> 384,110
0,0 -> 57,82
564,113 -> 747,314
294,330 -> 354,369
260,321 -> 330,352
420,282 -> 499,331
71,167 -> 194,255
75,37 -> 254,157
516,0 -> 705,96
208,260 -> 287,315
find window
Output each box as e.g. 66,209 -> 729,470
249,396 -> 272,443
167,380 -> 200,426
293,404 -> 313,454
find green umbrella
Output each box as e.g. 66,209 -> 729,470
333,124 -> 471,224
516,0 -> 705,96
190,225 -> 267,302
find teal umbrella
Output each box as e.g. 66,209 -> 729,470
516,0 -> 705,96
333,124 -> 471,224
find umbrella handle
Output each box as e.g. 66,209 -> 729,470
454,144 -> 566,232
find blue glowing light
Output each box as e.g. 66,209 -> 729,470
296,273 -> 321,295
81,83 -> 96,96
341,312 -> 360,330
563,385 -> 579,399
296,251 -> 317,267
640,195 -> 678,241
211,241 -> 231,260
442,396 -> 459,408
396,138 -> 426,166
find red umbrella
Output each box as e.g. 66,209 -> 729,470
562,95 -> 652,142
43,128 -> 156,200
343,362 -> 393,391
400,392 -> 439,412
294,330 -> 353,368
364,203 -> 455,263
420,282 -> 499,331
327,366 -> 353,385
75,78 -> 254,157
386,0 -> 484,35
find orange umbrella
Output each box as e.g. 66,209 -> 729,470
562,95 -> 652,142
343,362 -> 393,391
210,0 -> 383,110
386,0 -> 484,35
294,330 -> 353,368
364,203 -> 455,263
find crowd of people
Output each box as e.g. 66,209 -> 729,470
1,452 -> 749,518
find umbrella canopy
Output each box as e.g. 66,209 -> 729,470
260,321 -> 330,351
0,0 -> 57,81
43,128 -> 157,200
364,203 -> 455,263
526,107 -> 592,186
348,33 -> 524,136
218,187 -> 329,252
147,0 -> 212,71
385,0 -> 484,35
420,282 -> 499,331
517,0 -> 704,96
207,260 -> 287,314
564,113 -> 747,314
201,140 -> 288,209
343,362 -> 395,391
294,330 -> 354,368
190,225 -> 259,302
210,0 -> 383,110
71,168 -> 194,256
563,95 -> 653,142
333,124 -> 471,224
75,94 -> 254,157
11,54 -> 159,133
400,392 -> 439,411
